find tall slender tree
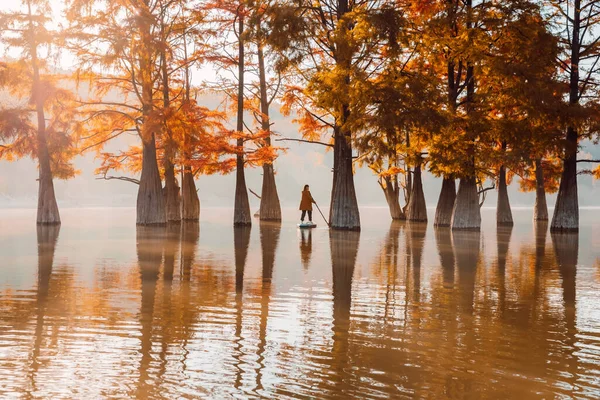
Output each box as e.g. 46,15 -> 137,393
0,0 -> 79,225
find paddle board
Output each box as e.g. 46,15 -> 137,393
297,222 -> 317,229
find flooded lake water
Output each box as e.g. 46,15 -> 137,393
0,207 -> 599,399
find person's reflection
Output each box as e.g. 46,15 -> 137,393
233,226 -> 251,390
29,225 -> 61,394
256,222 -> 281,391
435,228 -> 454,288
496,225 -> 513,318
551,230 -> 579,386
135,226 -> 165,399
329,230 -> 360,389
299,229 -> 313,270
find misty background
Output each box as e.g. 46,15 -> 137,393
2,92 -> 600,213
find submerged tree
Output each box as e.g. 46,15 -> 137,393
245,0 -> 283,221
277,0 -> 379,230
548,0 -> 600,231
67,0 -> 168,225
0,0 -> 79,225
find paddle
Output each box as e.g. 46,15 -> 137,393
314,202 -> 331,227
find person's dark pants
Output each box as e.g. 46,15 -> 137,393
301,210 -> 313,222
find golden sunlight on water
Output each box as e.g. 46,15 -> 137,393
0,207 -> 600,398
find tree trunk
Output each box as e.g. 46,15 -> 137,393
434,177 -> 456,227
552,0 -> 580,232
164,161 -> 181,222
181,167 -> 200,221
407,164 -> 427,222
330,126 -> 360,230
257,39 -> 281,221
30,23 -> 60,225
551,128 -> 578,231
496,165 -> 513,226
382,176 -> 404,220
234,10 -> 251,226
533,158 -> 548,221
329,1 -> 360,231
160,39 -> 181,223
451,176 -> 481,230
259,163 -> 281,221
137,135 -> 167,225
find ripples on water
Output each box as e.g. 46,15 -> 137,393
0,207 -> 599,399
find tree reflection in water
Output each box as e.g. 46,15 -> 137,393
1,209 -> 599,399
29,225 -> 61,395
256,222 -> 281,392
435,227 -> 455,288
232,226 -> 251,391
329,230 -> 360,393
135,226 -> 164,399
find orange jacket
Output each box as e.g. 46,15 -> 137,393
299,189 -> 315,211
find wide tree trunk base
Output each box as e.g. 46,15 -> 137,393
434,177 -> 456,227
234,157 -> 252,227
496,166 -> 513,226
551,157 -> 578,232
164,167 -> 181,223
407,165 -> 428,223
330,132 -> 360,231
181,171 -> 200,221
37,178 -> 61,225
137,139 -> 167,226
451,177 -> 481,231
259,164 -> 282,222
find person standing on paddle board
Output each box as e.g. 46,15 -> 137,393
299,185 -> 316,223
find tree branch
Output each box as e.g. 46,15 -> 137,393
96,175 -> 140,185
275,137 -> 333,148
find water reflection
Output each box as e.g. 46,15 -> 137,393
452,230 -> 481,315
1,209 -> 599,398
435,228 -> 454,288
30,225 -> 61,396
299,229 -> 312,270
233,226 -> 250,391
257,222 -> 281,391
329,230 -> 360,393
135,226 -> 163,399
